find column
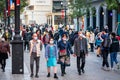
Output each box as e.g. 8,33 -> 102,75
103,7 -> 108,27
49,16 -> 52,25
90,9 -> 93,28
84,15 -> 87,31
96,7 -> 100,28
52,14 -> 55,27
112,10 -> 117,32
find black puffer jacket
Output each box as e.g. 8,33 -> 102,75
110,38 -> 119,52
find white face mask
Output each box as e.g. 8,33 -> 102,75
50,41 -> 54,44
63,38 -> 67,41
34,37 -> 38,40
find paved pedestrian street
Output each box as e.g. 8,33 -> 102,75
0,50 -> 120,80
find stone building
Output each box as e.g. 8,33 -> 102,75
83,0 -> 117,32
22,0 -> 52,25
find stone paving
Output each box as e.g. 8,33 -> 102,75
0,50 -> 120,80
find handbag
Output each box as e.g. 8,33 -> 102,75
57,56 -> 65,65
65,56 -> 70,66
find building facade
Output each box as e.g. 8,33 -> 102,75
83,0 -> 117,32
22,0 -> 52,25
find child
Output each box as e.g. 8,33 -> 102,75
45,38 -> 58,79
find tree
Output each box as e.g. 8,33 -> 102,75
105,0 -> 119,10
0,0 -> 5,18
0,0 -> 28,18
69,0 -> 91,31
105,0 -> 120,35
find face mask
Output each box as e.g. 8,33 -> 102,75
63,38 -> 67,41
34,37 -> 38,40
50,41 -> 54,44
79,34 -> 83,37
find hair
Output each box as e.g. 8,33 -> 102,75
62,33 -> 68,38
36,30 -> 40,33
111,32 -> 116,38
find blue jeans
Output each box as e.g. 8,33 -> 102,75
110,52 -> 118,68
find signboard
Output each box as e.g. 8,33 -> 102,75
30,0 -> 51,5
10,0 -> 15,10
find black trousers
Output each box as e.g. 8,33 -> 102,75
30,52 -> 40,75
77,51 -> 85,73
61,64 -> 66,74
24,41 -> 29,50
102,49 -> 109,67
0,58 -> 6,70
90,43 -> 94,52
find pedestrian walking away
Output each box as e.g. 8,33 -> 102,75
101,30 -> 111,71
109,32 -> 120,70
0,38 -> 10,72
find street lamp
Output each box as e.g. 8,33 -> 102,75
11,0 -> 24,74
61,0 -> 69,28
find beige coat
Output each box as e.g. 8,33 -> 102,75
29,40 -> 42,57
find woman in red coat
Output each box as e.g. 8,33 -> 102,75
0,38 -> 10,72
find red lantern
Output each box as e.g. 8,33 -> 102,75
8,0 -> 10,16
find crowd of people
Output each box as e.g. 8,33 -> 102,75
0,24 -> 120,79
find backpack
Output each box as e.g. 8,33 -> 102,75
103,36 -> 111,48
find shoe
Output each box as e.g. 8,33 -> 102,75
78,72 -> 81,75
2,68 -> 5,72
47,73 -> 50,77
30,74 -> 34,77
106,67 -> 110,71
111,68 -> 114,70
101,66 -> 105,70
61,73 -> 64,76
54,73 -> 58,79
81,69 -> 85,73
64,72 -> 66,74
97,55 -> 100,57
117,63 -> 120,69
35,74 -> 39,78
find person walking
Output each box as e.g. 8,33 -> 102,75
45,38 -> 58,79
23,28 -> 31,51
43,31 -> 50,48
0,38 -> 10,72
110,32 -> 119,70
89,31 -> 95,52
95,33 -> 103,57
29,33 -> 43,78
101,30 -> 111,71
58,34 -> 73,76
74,32 -> 88,75
2,29 -> 11,42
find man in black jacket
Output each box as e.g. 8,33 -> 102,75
110,32 -> 119,70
